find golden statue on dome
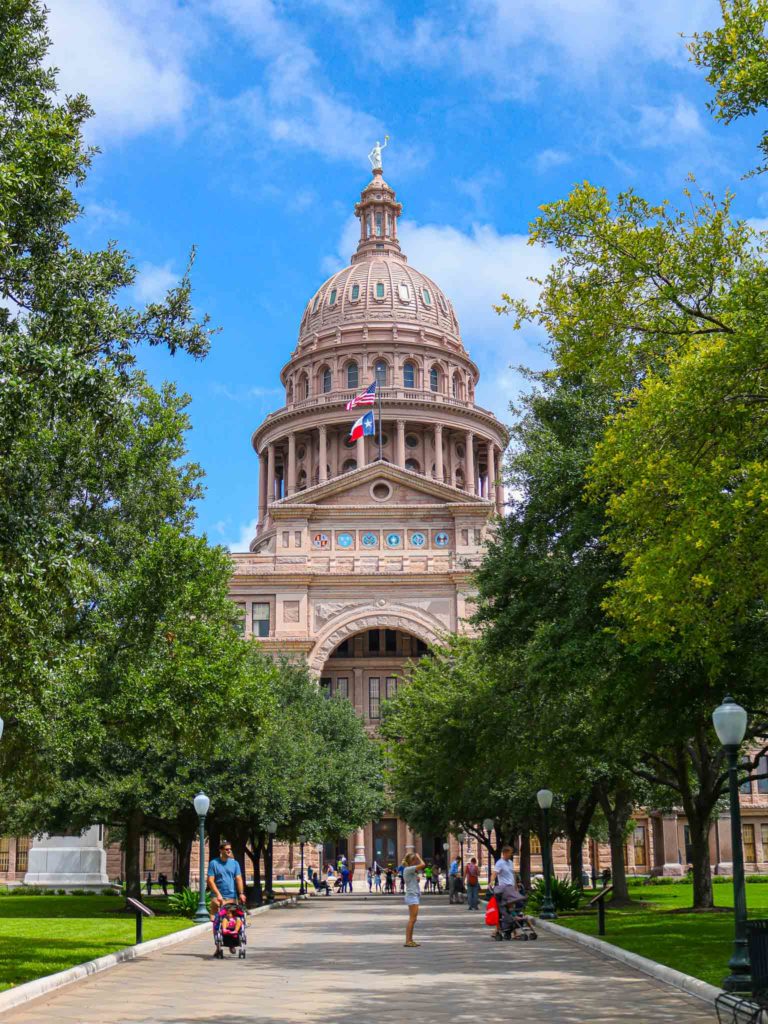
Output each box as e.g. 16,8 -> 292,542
368,135 -> 389,171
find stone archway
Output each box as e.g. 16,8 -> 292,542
308,604 -> 444,674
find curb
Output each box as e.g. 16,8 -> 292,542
0,896 -> 299,1017
533,917 -> 723,1006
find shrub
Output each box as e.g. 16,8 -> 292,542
168,886 -> 209,917
101,887 -> 118,896
527,876 -> 582,914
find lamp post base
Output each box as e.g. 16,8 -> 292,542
539,903 -> 557,921
193,907 -> 210,924
723,939 -> 752,994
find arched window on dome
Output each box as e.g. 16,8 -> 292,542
297,470 -> 307,490
405,458 -> 420,473
455,468 -> 465,490
342,458 -> 357,474
403,361 -> 416,389
350,283 -> 360,301
375,212 -> 383,237
346,362 -> 359,389
312,294 -> 320,314
286,379 -> 294,403
452,371 -> 463,400
430,366 -> 440,393
329,288 -> 337,306
398,283 -> 410,303
374,282 -> 385,300
422,287 -> 432,306
299,372 -> 310,401
322,367 -> 332,394
375,360 -> 388,387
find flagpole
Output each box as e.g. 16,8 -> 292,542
377,382 -> 383,462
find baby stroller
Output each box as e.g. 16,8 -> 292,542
495,886 -> 538,942
213,901 -> 247,959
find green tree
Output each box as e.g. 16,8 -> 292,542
689,0 -> 768,175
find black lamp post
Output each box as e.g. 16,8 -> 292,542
482,818 -> 495,885
266,820 -> 277,901
192,792 -> 210,923
442,841 -> 449,895
298,834 -> 306,896
536,788 -> 556,920
459,832 -> 468,872
713,696 -> 751,993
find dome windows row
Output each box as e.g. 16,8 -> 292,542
309,280 -> 442,313
287,361 -> 475,402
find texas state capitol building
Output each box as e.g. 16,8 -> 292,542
230,160 -> 508,871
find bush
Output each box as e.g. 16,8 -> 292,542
101,887 -> 119,896
168,886 -> 209,917
527,876 -> 582,914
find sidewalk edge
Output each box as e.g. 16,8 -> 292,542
0,897 -> 298,1017
533,917 -> 723,1006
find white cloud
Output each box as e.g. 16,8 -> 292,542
746,217 -> 768,233
226,517 -> 258,552
634,96 -> 706,148
535,148 -> 571,172
133,261 -> 179,303
46,0 -> 197,141
212,383 -> 284,402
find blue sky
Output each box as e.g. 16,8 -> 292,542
47,0 -> 768,550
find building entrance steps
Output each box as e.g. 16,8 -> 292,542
1,899 -> 714,1023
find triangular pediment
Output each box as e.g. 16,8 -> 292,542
275,462 -> 489,510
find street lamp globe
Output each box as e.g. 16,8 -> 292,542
0,716 -> 4,741
267,820 -> 278,835
537,789 -> 554,810
713,696 -> 748,748
298,834 -> 306,844
482,818 -> 494,833
193,792 -> 210,817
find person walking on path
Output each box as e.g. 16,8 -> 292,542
207,840 -> 247,932
145,871 -> 153,897
492,845 -> 517,940
402,852 -> 425,947
464,856 -> 480,910
158,872 -> 168,897
367,866 -> 373,893
448,855 -> 460,903
374,864 -> 382,892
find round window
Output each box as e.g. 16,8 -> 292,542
337,533 -> 354,548
405,434 -> 419,448
386,532 -> 402,548
380,433 -> 389,446
371,481 -> 392,502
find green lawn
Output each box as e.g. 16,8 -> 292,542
556,881 -> 768,988
0,896 -> 193,992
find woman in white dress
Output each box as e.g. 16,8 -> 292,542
401,852 -> 425,947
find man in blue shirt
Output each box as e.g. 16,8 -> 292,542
207,840 -> 246,924
449,856 -> 460,903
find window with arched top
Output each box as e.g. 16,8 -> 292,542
347,362 -> 359,389
342,459 -> 357,473
298,470 -> 307,490
375,361 -> 387,387
452,372 -> 462,399
329,288 -> 337,306
312,295 -> 320,314
405,458 -> 420,473
422,287 -> 432,305
322,367 -> 332,393
455,468 -> 465,489
287,379 -> 294,402
430,366 -> 439,392
300,373 -> 309,400
375,212 -> 383,237
398,283 -> 410,303
375,282 -> 385,299
403,362 -> 416,389
350,283 -> 360,301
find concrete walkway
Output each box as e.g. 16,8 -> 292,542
2,898 -> 714,1023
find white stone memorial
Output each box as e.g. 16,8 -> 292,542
24,826 -> 109,889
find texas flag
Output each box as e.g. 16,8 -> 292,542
348,410 -> 375,442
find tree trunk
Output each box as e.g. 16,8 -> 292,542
124,810 -> 143,901
251,834 -> 264,905
671,736 -> 721,910
264,834 -> 274,897
598,784 -> 633,905
176,835 -> 192,890
565,790 -> 598,888
519,831 -> 531,891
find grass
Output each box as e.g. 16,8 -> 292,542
0,895 -> 193,992
555,880 -> 768,988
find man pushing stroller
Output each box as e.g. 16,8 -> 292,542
490,846 -> 537,942
207,840 -> 247,958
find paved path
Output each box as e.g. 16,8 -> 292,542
2,897 -> 714,1023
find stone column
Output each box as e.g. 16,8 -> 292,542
435,424 -> 444,481
356,433 -> 366,469
354,827 -> 366,867
267,443 -> 276,505
287,433 -> 296,496
405,827 -> 416,855
487,442 -> 495,504
495,446 -> 504,511
465,430 -> 475,495
396,419 -> 406,468
319,425 -> 328,482
257,451 -> 267,527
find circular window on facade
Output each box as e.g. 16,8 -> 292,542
380,433 -> 389,446
410,532 -> 426,547
362,532 -> 379,548
435,531 -> 450,547
386,532 -> 402,548
456,443 -> 465,458
405,434 -> 419,448
312,532 -> 330,548
297,445 -> 306,460
337,532 -> 354,548
371,481 -> 392,502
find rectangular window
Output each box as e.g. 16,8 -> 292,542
385,676 -> 398,700
252,602 -> 270,638
368,629 -> 380,653
633,826 -> 647,866
461,529 -> 469,545
15,836 -> 29,874
369,677 -> 380,719
320,677 -> 332,699
375,212 -> 382,236
376,282 -> 385,298
351,284 -> 360,301
762,824 -> 768,863
336,677 -> 349,699
143,835 -> 157,873
282,531 -> 290,547
294,531 -> 302,547
474,528 -> 482,545
385,629 -> 397,653
529,834 -> 541,855
759,757 -> 768,795
0,837 -> 9,872
743,824 -> 757,864
233,602 -> 246,636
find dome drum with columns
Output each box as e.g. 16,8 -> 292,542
229,159 -> 509,870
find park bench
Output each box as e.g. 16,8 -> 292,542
715,921 -> 768,1024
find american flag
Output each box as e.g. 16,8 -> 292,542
345,381 -> 377,411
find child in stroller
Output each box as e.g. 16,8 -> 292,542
493,885 -> 538,942
213,901 -> 247,959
